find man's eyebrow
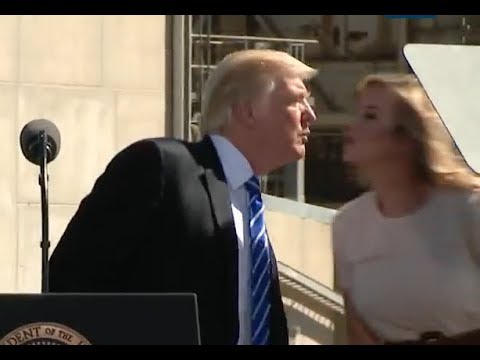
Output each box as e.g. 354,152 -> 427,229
293,84 -> 311,97
298,89 -> 311,98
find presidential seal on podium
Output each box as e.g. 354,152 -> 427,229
0,322 -> 91,345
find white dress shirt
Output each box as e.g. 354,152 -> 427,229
209,134 -> 253,345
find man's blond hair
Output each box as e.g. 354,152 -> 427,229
200,49 -> 317,135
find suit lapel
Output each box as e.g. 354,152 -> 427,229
203,169 -> 235,233
196,136 -> 237,236
196,136 -> 239,344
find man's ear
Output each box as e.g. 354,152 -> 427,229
231,101 -> 256,127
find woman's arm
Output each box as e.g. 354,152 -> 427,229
332,213 -> 382,345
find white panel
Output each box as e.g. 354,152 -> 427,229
404,43 -> 480,173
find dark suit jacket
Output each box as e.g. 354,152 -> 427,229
48,136 -> 289,345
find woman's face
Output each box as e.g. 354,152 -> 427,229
343,85 -> 413,168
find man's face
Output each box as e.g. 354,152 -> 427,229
252,76 -> 317,170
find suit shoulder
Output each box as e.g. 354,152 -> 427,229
125,137 -> 186,152
104,138 -> 165,170
122,137 -> 212,178
142,137 -> 211,179
115,137 -> 192,163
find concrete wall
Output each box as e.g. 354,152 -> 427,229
0,15 -> 170,293
264,195 -> 341,345
265,196 -> 336,289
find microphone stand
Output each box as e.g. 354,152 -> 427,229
38,130 -> 50,293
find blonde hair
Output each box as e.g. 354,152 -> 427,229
200,49 -> 317,135
355,72 -> 480,190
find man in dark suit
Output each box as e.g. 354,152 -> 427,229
49,49 -> 317,345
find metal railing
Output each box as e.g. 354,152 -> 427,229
190,33 -> 319,113
278,261 -> 345,316
191,33 -> 318,46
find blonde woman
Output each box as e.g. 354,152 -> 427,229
332,73 -> 480,345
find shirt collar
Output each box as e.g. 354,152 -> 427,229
209,134 -> 254,190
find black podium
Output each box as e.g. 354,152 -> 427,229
0,293 -> 201,345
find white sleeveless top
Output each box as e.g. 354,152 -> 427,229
332,187 -> 480,341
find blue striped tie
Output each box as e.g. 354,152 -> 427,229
245,176 -> 271,345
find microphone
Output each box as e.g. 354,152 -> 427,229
20,119 -> 61,166
19,119 -> 61,294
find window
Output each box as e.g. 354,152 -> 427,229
304,129 -> 365,209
